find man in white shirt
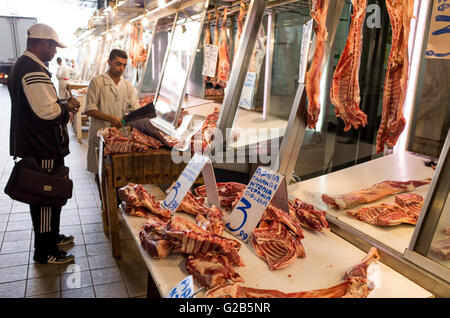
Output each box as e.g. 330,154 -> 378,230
56,57 -> 71,99
84,49 -> 140,175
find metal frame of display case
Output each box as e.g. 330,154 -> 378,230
137,20 -> 159,95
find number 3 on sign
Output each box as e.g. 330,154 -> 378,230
226,197 -> 251,235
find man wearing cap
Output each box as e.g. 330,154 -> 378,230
8,23 -> 80,264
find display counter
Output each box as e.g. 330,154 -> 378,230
287,151 -> 435,255
119,185 -> 433,298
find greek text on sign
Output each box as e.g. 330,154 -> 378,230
166,275 -> 195,298
224,167 -> 285,242
162,153 -> 220,213
202,44 -> 219,78
238,72 -> 257,110
426,0 -> 450,59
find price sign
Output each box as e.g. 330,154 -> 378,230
224,167 -> 288,242
426,0 -> 450,59
166,275 -> 195,298
298,19 -> 314,83
238,72 -> 257,110
202,44 -> 219,78
162,153 -> 220,213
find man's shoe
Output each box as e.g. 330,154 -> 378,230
57,234 -> 74,247
34,251 -> 75,265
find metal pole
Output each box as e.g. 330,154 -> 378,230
263,11 -> 276,120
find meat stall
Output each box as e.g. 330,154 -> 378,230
74,0 -> 449,298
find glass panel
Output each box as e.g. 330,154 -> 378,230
426,190 -> 450,268
154,1 -> 207,126
140,15 -> 176,97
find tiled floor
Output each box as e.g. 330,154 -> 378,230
0,85 -> 148,298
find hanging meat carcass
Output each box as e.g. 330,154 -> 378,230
305,0 -> 330,129
234,1 -> 246,58
376,0 -> 415,153
217,8 -> 231,88
206,247 -> 380,298
330,0 -> 368,131
204,13 -> 212,84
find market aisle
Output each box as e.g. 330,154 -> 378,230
0,85 -> 148,298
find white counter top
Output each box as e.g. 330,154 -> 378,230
287,152 -> 435,255
120,184 -> 433,298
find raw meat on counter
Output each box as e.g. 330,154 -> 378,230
97,127 -> 163,155
194,182 -> 247,209
321,178 -> 431,210
305,0 -> 329,129
186,253 -> 244,289
330,0 -> 368,131
205,247 -> 380,298
129,128 -> 163,148
118,183 -> 171,219
289,198 -> 329,231
429,237 -> 450,260
138,95 -> 154,107
376,0 -> 415,153
346,193 -> 424,226
176,190 -> 209,216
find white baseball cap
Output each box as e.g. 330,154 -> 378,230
27,23 -> 67,48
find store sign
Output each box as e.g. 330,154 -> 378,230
238,72 -> 257,110
224,167 -> 288,242
166,275 -> 195,298
202,44 -> 219,78
298,19 -> 314,83
426,1 -> 450,59
163,153 -> 220,213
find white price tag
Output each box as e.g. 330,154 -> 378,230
238,72 -> 257,110
202,44 -> 219,77
166,275 -> 195,298
163,153 -> 220,213
225,167 -> 287,242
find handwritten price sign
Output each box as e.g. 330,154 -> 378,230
426,0 -> 450,59
238,72 -> 257,110
166,275 -> 195,298
202,44 -> 219,78
225,167 -> 287,242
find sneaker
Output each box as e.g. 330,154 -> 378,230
34,251 -> 75,265
57,234 -> 74,247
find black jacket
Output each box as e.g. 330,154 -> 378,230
8,52 -> 70,160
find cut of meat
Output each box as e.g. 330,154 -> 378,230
289,199 -> 329,231
330,0 -> 368,131
252,220 -> 305,271
194,182 -> 247,209
205,247 -> 380,298
305,0 -> 329,129
347,203 -> 417,226
217,8 -> 231,88
211,11 -> 220,87
394,193 -> 424,219
429,237 -> 450,260
234,1 -> 246,58
321,178 -> 431,210
262,204 -> 304,238
129,128 -> 163,149
177,191 -> 209,216
186,253 -> 244,289
376,0 -> 414,153
118,183 -> 172,219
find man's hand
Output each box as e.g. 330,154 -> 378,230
110,116 -> 123,128
66,97 -> 80,114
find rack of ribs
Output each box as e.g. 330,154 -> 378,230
205,247 -> 380,298
305,0 -> 329,129
330,0 -> 368,131
376,0 -> 415,153
289,198 -> 329,231
321,178 -> 431,210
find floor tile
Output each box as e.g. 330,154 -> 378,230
0,240 -> 31,254
78,208 -> 101,216
84,232 -> 109,244
60,256 -> 90,273
26,275 -> 60,297
124,278 -> 147,298
28,263 -> 61,279
119,262 -> 147,281
61,270 -> 92,291
85,242 -> 112,256
27,291 -> 61,298
3,230 -> 32,242
0,265 -> 28,284
6,220 -> 32,231
0,252 -> 29,268
60,224 -> 83,235
0,222 -> 6,232
61,286 -> 95,298
81,222 -> 104,234
0,280 -> 26,298
8,212 -> 30,222
88,254 -> 119,270
80,214 -> 103,224
94,281 -> 128,298
0,214 -> 9,223
91,267 -> 122,286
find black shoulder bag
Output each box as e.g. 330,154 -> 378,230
4,102 -> 73,206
